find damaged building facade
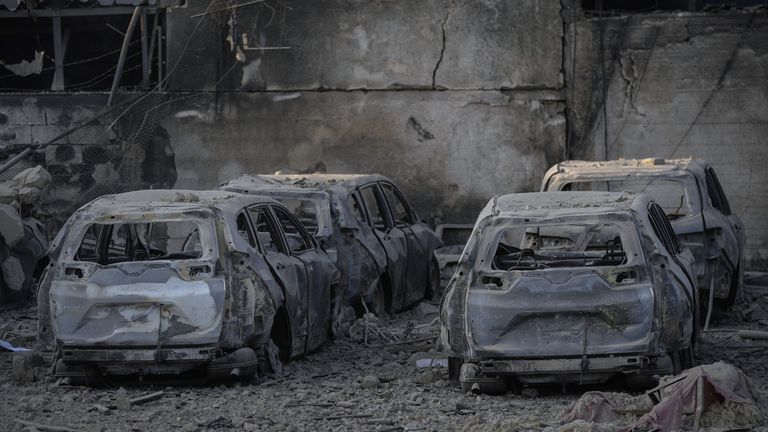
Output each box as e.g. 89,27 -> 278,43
0,0 -> 767,274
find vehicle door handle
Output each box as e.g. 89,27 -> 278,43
276,264 -> 285,270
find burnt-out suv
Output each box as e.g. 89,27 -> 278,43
541,158 -> 744,309
37,190 -> 339,382
440,192 -> 697,393
220,174 -> 442,316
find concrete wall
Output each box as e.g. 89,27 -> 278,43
162,90 -> 564,223
160,0 -> 566,223
565,11 -> 768,267
2,1 -> 767,269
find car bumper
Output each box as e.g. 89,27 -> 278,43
462,354 -> 673,385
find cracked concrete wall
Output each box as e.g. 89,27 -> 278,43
159,0 -> 566,223
162,91 -> 565,223
566,11 -> 768,268
166,0 -> 563,91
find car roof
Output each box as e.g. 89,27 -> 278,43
221,173 -> 391,194
481,191 -> 648,219
546,157 -> 708,179
76,189 -> 278,218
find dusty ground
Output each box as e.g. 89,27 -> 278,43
1,278 -> 768,432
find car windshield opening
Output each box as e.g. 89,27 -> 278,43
492,222 -> 633,271
274,198 -> 319,234
75,220 -> 207,264
565,179 -> 691,220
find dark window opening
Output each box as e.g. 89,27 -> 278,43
704,166 -> 732,215
75,220 -> 205,265
0,10 -> 165,92
648,202 -> 682,255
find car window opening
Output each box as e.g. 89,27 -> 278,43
565,179 -> 691,220
75,220 -> 205,264
492,223 -> 631,271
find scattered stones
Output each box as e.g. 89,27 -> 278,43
414,369 -> 443,385
360,374 -> 381,389
11,350 -> 43,383
0,202 -> 24,246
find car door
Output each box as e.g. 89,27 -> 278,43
344,190 -> 387,305
359,184 -> 409,312
270,204 -> 335,353
647,203 -> 697,345
379,182 -> 429,306
245,205 -> 310,358
703,166 -> 743,273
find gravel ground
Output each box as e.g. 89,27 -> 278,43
1,278 -> 767,432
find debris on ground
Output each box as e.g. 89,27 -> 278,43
11,350 -> 44,383
562,362 -> 763,431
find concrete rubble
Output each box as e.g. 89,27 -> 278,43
0,165 -> 49,305
0,291 -> 767,430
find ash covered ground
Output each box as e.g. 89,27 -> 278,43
2,279 -> 768,432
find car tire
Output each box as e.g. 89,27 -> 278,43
369,280 -> 387,317
448,357 -> 462,381
425,258 -> 440,301
328,284 -> 343,340
671,346 -> 695,375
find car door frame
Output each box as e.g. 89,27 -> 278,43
646,202 -> 697,349
378,181 -> 430,306
244,203 -> 311,358
356,182 -> 409,312
701,165 -> 743,295
268,203 -> 335,353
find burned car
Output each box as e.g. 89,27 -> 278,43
37,190 -> 340,382
541,158 -> 744,310
220,174 -> 441,316
433,224 -> 474,291
440,192 -> 697,393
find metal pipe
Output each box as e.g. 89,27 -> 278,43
108,6 -> 142,106
0,147 -> 33,176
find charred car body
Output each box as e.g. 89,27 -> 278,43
541,158 -> 744,307
37,190 -> 340,382
220,174 -> 441,316
440,192 -> 697,393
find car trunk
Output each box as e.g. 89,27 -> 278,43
51,262 -> 226,347
466,268 -> 654,359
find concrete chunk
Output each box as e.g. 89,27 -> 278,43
11,165 -> 51,190
0,203 -> 23,247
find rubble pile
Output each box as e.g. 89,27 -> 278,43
0,166 -> 50,305
0,297 -> 767,431
561,362 -> 762,431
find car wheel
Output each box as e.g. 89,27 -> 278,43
448,357 -> 462,381
425,258 -> 440,301
671,346 -> 695,375
370,281 -> 387,317
328,285 -> 343,340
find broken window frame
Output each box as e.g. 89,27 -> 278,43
70,218 -> 214,265
379,182 -> 415,227
358,185 -> 390,232
245,205 -> 283,255
270,204 -> 315,255
479,216 -> 643,272
704,166 -> 732,216
648,202 -> 682,255
0,6 -> 166,92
